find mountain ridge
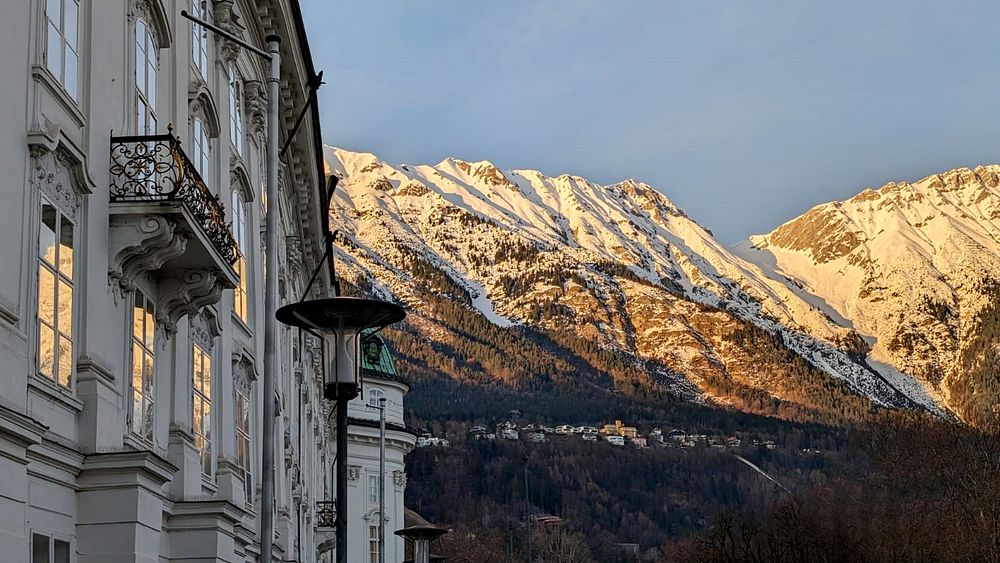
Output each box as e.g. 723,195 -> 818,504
323,145 -> 1000,424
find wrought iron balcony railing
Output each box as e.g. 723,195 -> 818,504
109,132 -> 238,265
316,500 -> 337,529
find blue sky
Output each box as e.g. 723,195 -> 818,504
301,1 -> 1000,243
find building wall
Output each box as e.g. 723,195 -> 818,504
0,0 -> 411,561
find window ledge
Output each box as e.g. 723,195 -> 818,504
231,311 -> 253,338
27,374 -> 83,412
31,65 -> 85,129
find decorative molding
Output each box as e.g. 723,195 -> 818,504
244,80 -> 266,137
346,465 -> 361,481
189,308 -> 220,350
76,354 -> 115,383
28,143 -> 91,221
127,0 -> 173,49
285,235 -> 304,278
158,269 -> 228,335
108,214 -> 188,294
188,86 -> 222,139
393,470 -> 407,490
0,296 -> 18,327
214,0 -> 244,64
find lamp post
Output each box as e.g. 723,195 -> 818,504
276,297 -> 405,563
179,11 -> 281,561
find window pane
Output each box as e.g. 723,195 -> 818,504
38,265 -> 55,324
58,335 -> 72,387
143,399 -> 154,441
58,280 -> 72,335
65,48 -> 77,100
58,217 -> 73,277
132,342 -> 143,395
47,22 -> 61,78
203,355 -> 211,395
54,539 -> 70,563
144,300 -> 155,347
147,59 -> 156,108
193,398 -> 203,435
39,323 -> 55,378
39,204 -> 56,264
31,533 -> 48,563
65,0 -> 78,46
143,351 -> 154,393
46,0 -> 60,25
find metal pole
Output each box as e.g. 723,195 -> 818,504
378,397 -> 386,563
261,35 -> 281,563
336,399 -> 348,563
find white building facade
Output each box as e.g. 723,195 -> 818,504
0,0 -> 413,561
336,335 -> 416,563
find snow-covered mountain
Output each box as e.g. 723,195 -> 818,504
323,146 -> 955,422
739,166 -> 1000,426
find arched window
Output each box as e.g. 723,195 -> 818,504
228,64 -> 244,155
231,189 -> 249,323
191,0 -> 210,79
135,19 -> 157,134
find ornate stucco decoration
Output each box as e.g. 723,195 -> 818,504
244,80 -> 266,137
108,214 -> 189,294
285,235 -> 304,277
393,470 -> 407,491
127,0 -> 173,49
346,465 -> 361,481
29,145 -> 85,220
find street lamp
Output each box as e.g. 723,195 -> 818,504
276,297 -> 405,563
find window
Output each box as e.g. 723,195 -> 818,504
228,64 -> 244,155
191,0 -> 209,79
191,117 -> 211,179
368,474 -> 380,504
37,200 -> 74,388
367,388 -> 385,408
192,343 -> 212,476
130,290 -> 155,442
235,383 -> 252,505
135,19 -> 157,134
369,525 -> 379,563
31,532 -> 70,563
44,0 -> 79,100
231,190 -> 249,323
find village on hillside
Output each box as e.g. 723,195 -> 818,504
415,410 -> 779,451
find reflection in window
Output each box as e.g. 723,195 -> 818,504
45,0 -> 80,100
193,343 -> 212,476
231,190 -> 249,323
130,290 -> 156,442
235,383 -> 252,504
37,200 -> 74,388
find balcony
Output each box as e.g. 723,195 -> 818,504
108,131 -> 239,334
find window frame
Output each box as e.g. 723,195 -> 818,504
134,18 -> 158,135
228,64 -> 245,155
191,0 -> 210,80
367,388 -> 385,408
44,0 -> 80,101
231,189 -> 249,324
30,530 -> 72,563
192,342 -> 213,477
235,381 -> 253,506
129,290 -> 156,444
35,197 -> 75,390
